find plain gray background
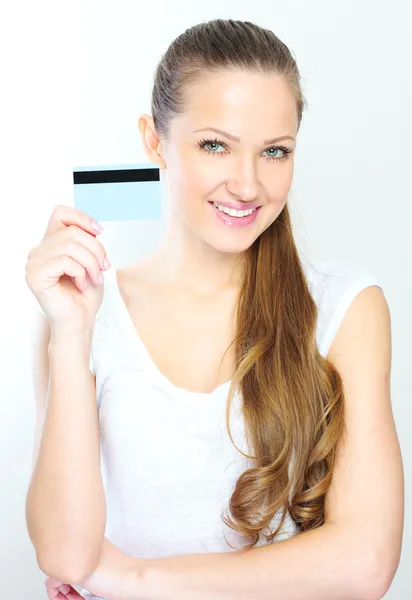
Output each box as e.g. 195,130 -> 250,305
1,1 -> 410,597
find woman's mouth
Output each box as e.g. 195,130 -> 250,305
208,200 -> 261,227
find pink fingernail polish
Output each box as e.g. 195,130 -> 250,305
91,221 -> 104,234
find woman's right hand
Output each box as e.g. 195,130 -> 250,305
26,205 -> 111,335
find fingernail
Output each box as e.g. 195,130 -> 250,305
99,271 -> 104,284
91,220 -> 104,234
103,257 -> 111,269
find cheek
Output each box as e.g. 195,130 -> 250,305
280,168 -> 294,195
180,157 -> 217,202
169,146 -> 211,189
164,151 -> 201,203
265,163 -> 294,204
181,170 -> 208,202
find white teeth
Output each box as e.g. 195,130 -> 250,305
212,201 -> 256,217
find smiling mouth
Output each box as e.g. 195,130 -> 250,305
208,200 -> 262,227
208,200 -> 260,217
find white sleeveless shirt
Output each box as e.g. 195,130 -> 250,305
80,255 -> 382,598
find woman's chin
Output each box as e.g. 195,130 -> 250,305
205,232 -> 259,255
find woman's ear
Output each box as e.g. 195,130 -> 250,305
138,114 -> 166,169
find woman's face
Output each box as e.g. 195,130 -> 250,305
154,68 -> 298,255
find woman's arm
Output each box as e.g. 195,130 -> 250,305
135,521 -> 381,600
75,520 -> 389,600
71,287 -> 402,600
25,313 -> 106,583
127,286 -> 403,600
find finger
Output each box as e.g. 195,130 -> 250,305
44,204 -> 104,239
45,579 -> 83,599
58,584 -> 72,595
45,578 -> 64,598
27,226 -> 109,292
27,253 -> 86,294
61,225 -> 109,271
39,255 -> 87,293
49,238 -> 103,286
64,588 -> 84,599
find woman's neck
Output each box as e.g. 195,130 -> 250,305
140,241 -> 244,298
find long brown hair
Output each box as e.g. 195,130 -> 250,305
151,19 -> 345,550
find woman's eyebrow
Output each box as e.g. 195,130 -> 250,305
192,127 -> 295,144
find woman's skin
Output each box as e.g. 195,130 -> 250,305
40,67 -> 401,599
138,68 -> 297,293
42,67 -> 299,599
108,69 -> 299,395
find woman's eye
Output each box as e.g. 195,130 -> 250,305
203,141 -> 225,153
198,138 -> 292,162
264,147 -> 283,159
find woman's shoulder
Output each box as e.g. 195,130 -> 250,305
301,253 -> 382,293
299,253 -> 384,357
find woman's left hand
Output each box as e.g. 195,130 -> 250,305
45,538 -> 146,600
45,578 -> 84,599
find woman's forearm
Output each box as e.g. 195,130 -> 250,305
25,330 -> 106,582
137,522 -> 383,600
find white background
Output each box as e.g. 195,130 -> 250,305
1,1 -> 410,597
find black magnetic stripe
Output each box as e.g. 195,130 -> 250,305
73,168 -> 160,185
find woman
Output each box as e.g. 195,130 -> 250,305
25,18 -> 403,600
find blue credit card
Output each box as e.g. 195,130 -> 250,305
73,164 -> 162,221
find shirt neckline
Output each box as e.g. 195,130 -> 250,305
104,267 -> 233,400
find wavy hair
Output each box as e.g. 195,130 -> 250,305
151,18 -> 345,550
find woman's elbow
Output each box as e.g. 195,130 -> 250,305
357,548 -> 401,600
37,546 -> 101,585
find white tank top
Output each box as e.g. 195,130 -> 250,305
78,255 -> 382,599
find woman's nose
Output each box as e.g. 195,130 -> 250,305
225,162 -> 260,201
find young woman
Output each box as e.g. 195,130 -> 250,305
25,18 -> 403,600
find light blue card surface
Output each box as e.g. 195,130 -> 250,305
73,164 -> 162,221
